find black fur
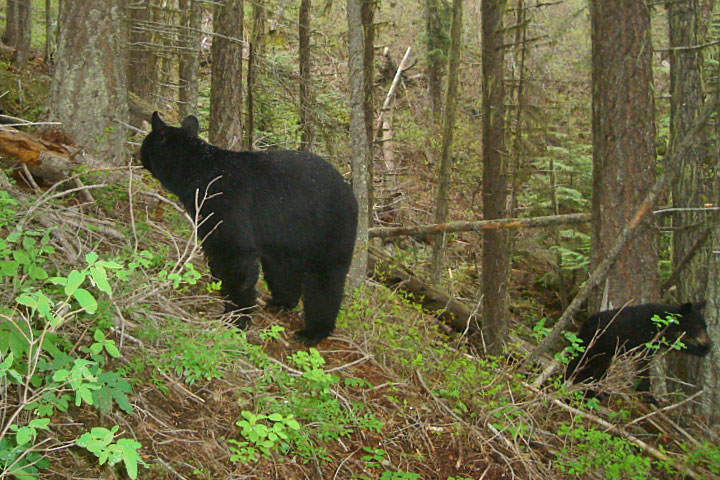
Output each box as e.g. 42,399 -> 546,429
140,112 -> 358,345
565,302 -> 711,399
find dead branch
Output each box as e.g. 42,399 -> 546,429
375,46 -> 412,135
368,212 -> 590,239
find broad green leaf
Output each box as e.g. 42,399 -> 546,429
73,288 -> 97,313
90,266 -> 112,295
85,252 -> 99,265
65,270 -> 86,296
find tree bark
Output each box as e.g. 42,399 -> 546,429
4,0 -> 18,47
590,0 -> 659,310
346,0 -> 374,293
481,0 -> 509,355
666,0 -> 709,398
48,0 -> 128,165
699,180 -> 720,426
429,0 -> 462,284
13,0 -> 31,67
425,0 -> 448,122
209,0 -> 244,150
178,0 -> 202,119
298,0 -> 313,151
127,1 -> 159,109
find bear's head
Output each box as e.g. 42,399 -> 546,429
139,112 -> 200,175
667,301 -> 712,356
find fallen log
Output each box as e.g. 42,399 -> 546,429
368,212 -> 590,238
0,125 -> 122,183
369,245 -> 474,331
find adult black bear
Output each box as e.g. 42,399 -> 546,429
140,112 -> 358,345
565,302 -> 711,400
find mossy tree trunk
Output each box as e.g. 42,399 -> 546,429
4,0 -> 18,47
429,0 -> 462,285
209,0 -> 244,150
12,0 -> 31,67
589,0 -> 659,310
425,0 -> 449,122
481,0 -> 510,355
48,0 -> 128,165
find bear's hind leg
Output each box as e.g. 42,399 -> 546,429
261,255 -> 304,310
295,264 -> 349,345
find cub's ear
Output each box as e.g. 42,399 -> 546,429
151,111 -> 166,131
181,116 -> 200,136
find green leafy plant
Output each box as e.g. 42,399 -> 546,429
76,426 -> 145,479
228,410 -> 301,463
556,424 -> 652,479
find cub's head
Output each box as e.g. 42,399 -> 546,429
669,301 -> 712,356
139,112 -> 200,175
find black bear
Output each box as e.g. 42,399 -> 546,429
139,112 -> 358,345
565,302 -> 712,400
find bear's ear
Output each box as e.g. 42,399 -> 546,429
151,111 -> 166,131
181,116 -> 200,136
696,300 -> 707,311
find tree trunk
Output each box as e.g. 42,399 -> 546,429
481,0 -> 509,355
13,0 -> 30,67
209,0 -> 244,150
425,0 -> 448,122
298,0 -> 313,151
44,0 -> 53,64
590,0 -> 659,310
178,0 -> 202,119
429,0 -> 462,285
246,1 -> 266,150
346,0 -> 374,293
665,0 -> 710,397
127,1 -> 159,109
48,0 -> 128,165
4,0 -> 18,47
699,176 -> 720,426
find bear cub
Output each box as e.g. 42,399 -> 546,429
565,302 -> 712,400
140,112 -> 358,345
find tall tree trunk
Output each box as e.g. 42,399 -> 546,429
127,1 -> 159,108
246,1 -> 266,149
4,0 -> 18,47
429,0 -> 462,285
590,0 -> 658,311
48,0 -> 128,165
362,0 -> 375,219
13,0 -> 30,67
425,0 -> 448,122
178,0 -> 202,119
298,0 -> 313,151
699,171 -> 720,425
209,0 -> 244,150
666,0 -> 709,397
481,0 -> 509,355
346,0 -> 374,292
44,0 -> 53,64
